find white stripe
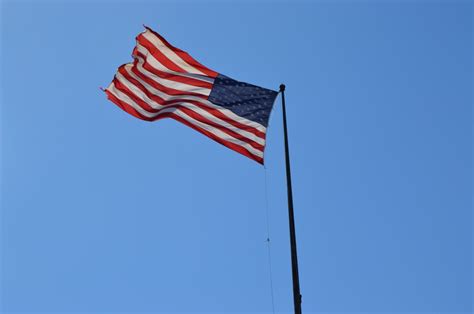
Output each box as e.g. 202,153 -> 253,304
134,56 -> 211,96
135,44 -> 214,84
180,103 -> 265,146
124,64 -> 267,135
107,84 -> 264,158
174,110 -> 264,158
142,30 -> 208,77
115,73 -> 265,146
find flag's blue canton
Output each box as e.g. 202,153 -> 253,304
208,74 -> 278,127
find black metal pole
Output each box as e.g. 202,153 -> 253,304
279,84 -> 302,314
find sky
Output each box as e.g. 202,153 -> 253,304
0,0 -> 472,313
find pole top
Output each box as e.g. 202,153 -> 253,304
279,84 -> 286,92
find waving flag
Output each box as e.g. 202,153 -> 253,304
104,26 -> 278,164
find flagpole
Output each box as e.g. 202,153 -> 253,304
279,84 -> 302,314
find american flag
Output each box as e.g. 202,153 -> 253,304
104,26 -> 278,164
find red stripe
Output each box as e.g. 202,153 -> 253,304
105,88 -> 263,163
168,114 -> 263,164
144,27 -> 218,78
131,60 -> 208,99
118,66 -> 266,139
112,79 -> 264,151
105,89 -> 150,121
137,34 -> 187,74
176,107 -> 264,151
133,49 -> 213,89
112,78 -> 158,113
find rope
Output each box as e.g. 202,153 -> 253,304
263,165 -> 276,314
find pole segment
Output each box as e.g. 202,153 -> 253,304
279,84 -> 302,314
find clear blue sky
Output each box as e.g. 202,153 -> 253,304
1,1 -> 472,313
